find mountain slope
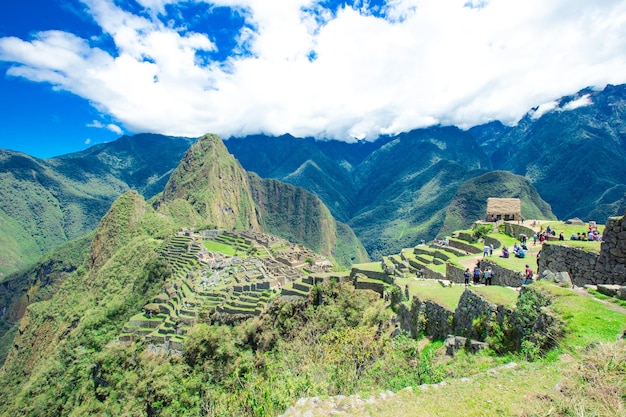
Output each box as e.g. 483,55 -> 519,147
0,134 -> 194,277
487,84 -> 626,221
440,170 -> 556,236
227,126 -> 492,259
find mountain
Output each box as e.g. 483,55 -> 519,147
439,171 -> 557,236
0,131 -> 367,368
4,84 -> 626,273
478,84 -> 626,222
226,126 -> 493,259
0,134 -> 195,277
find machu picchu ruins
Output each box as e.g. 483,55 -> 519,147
120,228 -> 336,353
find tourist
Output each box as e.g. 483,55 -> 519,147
485,267 -> 493,285
489,243 -> 494,256
473,265 -> 481,284
500,247 -> 510,258
483,245 -> 490,257
464,268 -> 470,286
536,250 -> 541,273
559,231 -> 564,241
533,233 -> 538,245
523,264 -> 534,285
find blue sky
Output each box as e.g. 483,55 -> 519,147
2,0 -> 626,158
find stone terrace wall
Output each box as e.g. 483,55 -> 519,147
399,289 -> 510,342
448,239 -> 482,254
479,260 -> 525,287
447,261 -> 524,287
398,297 -> 454,340
539,244 -> 599,287
446,263 -> 465,284
504,223 -> 536,240
349,267 -> 394,284
484,236 -> 501,249
594,214 -> 626,285
452,289 -> 513,342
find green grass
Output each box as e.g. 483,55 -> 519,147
470,286 -> 519,308
535,281 -> 626,351
203,239 -> 240,256
587,289 -> 626,308
396,278 -> 463,310
352,262 -> 384,273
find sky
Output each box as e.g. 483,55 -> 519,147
1,0 -> 626,158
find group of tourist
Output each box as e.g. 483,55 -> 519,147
463,264 -> 494,286
570,230 -> 601,241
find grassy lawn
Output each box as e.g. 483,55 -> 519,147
352,262 -> 384,273
203,239 -> 240,256
396,278 -> 464,310
470,285 -> 519,308
535,281 -> 626,351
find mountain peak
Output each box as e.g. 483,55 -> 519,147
161,134 -> 261,231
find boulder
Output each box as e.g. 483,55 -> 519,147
597,284 -> 622,298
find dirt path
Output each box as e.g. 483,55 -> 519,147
571,286 -> 626,315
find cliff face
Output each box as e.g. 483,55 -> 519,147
248,173 -> 369,266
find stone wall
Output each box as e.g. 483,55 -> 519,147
353,280 -> 385,296
504,223 -> 536,240
448,239 -> 482,254
349,267 -> 394,284
446,263 -> 465,284
483,236 -> 501,250
398,297 -> 454,340
594,214 -> 626,285
538,244 -> 599,286
478,260 -> 525,287
398,286 -> 559,353
453,289 -> 497,340
446,261 -> 525,287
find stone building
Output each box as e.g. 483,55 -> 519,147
486,198 -> 522,221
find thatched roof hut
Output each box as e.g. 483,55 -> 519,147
486,198 -> 521,221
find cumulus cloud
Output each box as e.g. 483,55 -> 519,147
1,0 -> 626,141
84,138 -> 92,145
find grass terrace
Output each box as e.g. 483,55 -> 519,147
396,278 -> 465,310
470,285 -> 519,308
203,239 -> 241,256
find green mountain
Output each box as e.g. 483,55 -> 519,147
480,84 -> 626,222
0,133 -> 368,414
227,127 -> 492,259
439,171 -> 556,236
0,134 -> 195,277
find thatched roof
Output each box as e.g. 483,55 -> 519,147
486,198 -> 521,215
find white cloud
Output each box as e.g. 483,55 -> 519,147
87,119 -> 124,134
2,0 -> 626,141
530,101 -> 559,120
84,138 -> 92,145
561,94 -> 593,111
